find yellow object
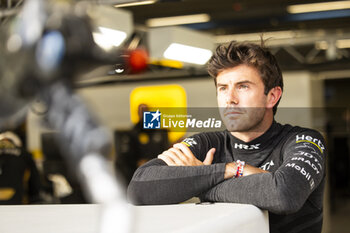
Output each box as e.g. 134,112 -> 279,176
0,188 -> 15,200
31,149 -> 44,160
149,59 -> 183,69
130,84 -> 187,143
138,132 -> 150,144
181,141 -> 190,147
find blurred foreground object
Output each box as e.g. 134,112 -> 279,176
0,0 -> 134,232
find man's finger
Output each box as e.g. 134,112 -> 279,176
174,143 -> 195,159
203,148 -> 216,165
163,150 -> 185,165
158,154 -> 176,166
168,148 -> 187,163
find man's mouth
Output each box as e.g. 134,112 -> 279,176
224,110 -> 243,117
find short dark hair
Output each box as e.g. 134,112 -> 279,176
207,41 -> 283,115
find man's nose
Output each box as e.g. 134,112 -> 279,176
226,89 -> 238,105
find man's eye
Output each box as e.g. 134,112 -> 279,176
238,84 -> 248,90
218,86 -> 227,91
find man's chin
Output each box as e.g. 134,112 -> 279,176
226,127 -> 245,132
223,118 -> 260,132
224,123 -> 246,132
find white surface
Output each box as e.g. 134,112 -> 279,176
0,204 -> 100,233
0,203 -> 268,233
131,203 -> 269,233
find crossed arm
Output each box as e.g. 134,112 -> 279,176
157,143 -> 268,179
127,138 -> 325,214
127,143 -> 268,205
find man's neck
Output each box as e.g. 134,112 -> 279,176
230,117 -> 273,143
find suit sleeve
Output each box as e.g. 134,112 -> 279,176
200,129 -> 326,215
127,134 -> 226,205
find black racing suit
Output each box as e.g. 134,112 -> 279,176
127,121 -> 326,233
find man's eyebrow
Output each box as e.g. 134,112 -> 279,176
236,80 -> 254,85
217,80 -> 255,86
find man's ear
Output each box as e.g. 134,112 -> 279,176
266,86 -> 282,109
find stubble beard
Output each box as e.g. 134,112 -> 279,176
220,107 -> 266,133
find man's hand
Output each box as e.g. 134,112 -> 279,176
224,162 -> 269,179
158,143 -> 216,166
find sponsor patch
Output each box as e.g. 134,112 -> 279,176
234,143 -> 260,150
285,162 -> 315,189
296,134 -> 325,154
182,138 -> 197,147
260,160 -> 275,170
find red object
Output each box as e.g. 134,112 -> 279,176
235,160 -> 245,178
232,3 -> 242,12
129,48 -> 149,73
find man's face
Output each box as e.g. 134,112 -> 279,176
216,64 -> 269,133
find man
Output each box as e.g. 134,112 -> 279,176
0,131 -> 42,204
127,41 -> 326,233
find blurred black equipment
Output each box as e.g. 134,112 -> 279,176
0,0 -> 139,232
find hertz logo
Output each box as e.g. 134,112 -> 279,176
296,135 -> 325,154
